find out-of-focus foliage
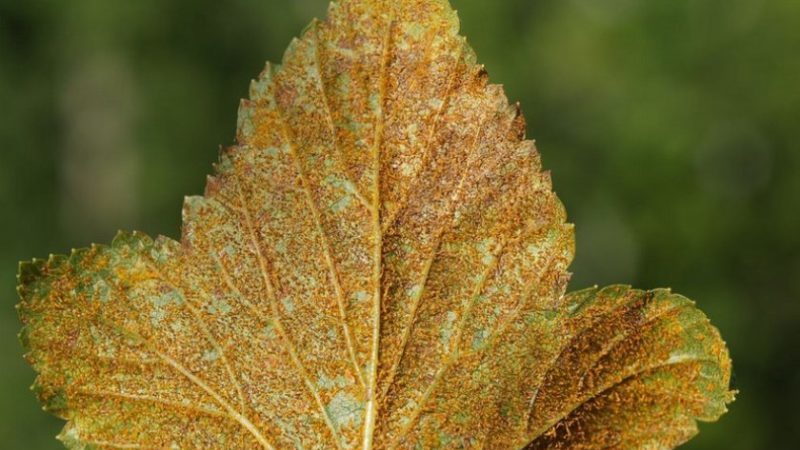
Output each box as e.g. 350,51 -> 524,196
0,0 -> 797,449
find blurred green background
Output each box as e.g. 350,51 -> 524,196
1,0 -> 798,448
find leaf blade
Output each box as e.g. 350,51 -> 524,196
523,286 -> 735,450
17,1 -> 733,449
19,234 -> 278,449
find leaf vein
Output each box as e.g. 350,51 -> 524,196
380,115 -> 489,402
74,388 -> 229,418
139,261 -> 249,416
270,68 -> 367,390
234,183 -> 346,450
94,313 -> 274,450
381,39 -> 466,233
310,21 -> 374,214
362,13 -> 394,450
526,357 -> 720,442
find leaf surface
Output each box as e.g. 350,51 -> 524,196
524,286 -> 734,450
17,0 -> 732,449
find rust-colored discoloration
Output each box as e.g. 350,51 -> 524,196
524,286 -> 734,449
17,0 -> 733,449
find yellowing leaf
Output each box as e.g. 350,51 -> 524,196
524,286 -> 734,449
17,0 -> 733,449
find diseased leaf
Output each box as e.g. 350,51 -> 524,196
524,286 -> 734,449
16,0 -> 733,449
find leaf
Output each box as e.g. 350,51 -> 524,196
524,286 -> 734,449
16,0 -> 733,449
